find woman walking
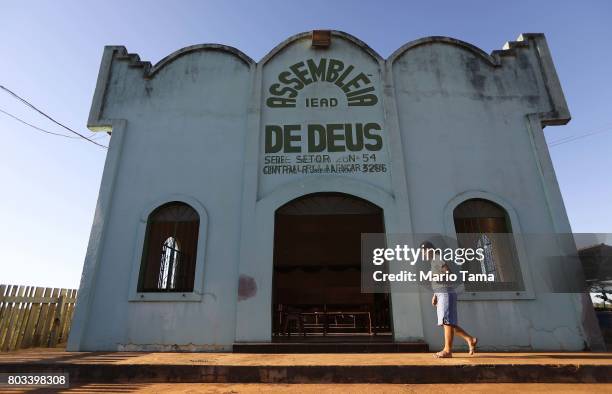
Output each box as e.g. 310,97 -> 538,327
422,242 -> 478,358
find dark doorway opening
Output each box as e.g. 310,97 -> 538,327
272,192 -> 392,342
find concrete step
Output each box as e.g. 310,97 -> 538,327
30,383 -> 612,393
1,349 -> 610,384
1,361 -> 610,384
233,341 -> 429,353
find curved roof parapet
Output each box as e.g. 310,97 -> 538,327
110,33 -> 531,73
149,44 -> 255,75
388,36 -> 499,65
93,32 -> 568,129
108,33 -> 553,77
112,43 -> 255,79
260,30 -> 383,65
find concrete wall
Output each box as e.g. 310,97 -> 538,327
68,46 -> 253,351
68,32 -> 601,352
389,37 -> 592,350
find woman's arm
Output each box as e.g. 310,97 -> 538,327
432,294 -> 437,306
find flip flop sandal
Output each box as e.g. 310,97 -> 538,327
469,338 -> 478,355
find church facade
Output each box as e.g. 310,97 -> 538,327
67,31 -> 602,351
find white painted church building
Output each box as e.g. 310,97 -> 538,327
67,31 -> 603,352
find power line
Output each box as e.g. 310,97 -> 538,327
549,129 -> 612,147
0,108 -> 78,139
0,85 -> 107,149
90,133 -> 109,141
549,126 -> 610,145
0,106 -> 103,145
549,124 -> 612,148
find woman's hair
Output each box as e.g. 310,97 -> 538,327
420,241 -> 436,250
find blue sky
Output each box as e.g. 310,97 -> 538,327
1,1 -> 611,289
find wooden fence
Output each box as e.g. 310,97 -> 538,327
0,284 -> 77,352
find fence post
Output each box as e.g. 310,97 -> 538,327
48,291 -> 65,348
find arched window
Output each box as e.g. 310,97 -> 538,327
138,202 -> 200,292
453,199 -> 524,291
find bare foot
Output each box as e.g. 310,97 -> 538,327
469,337 -> 478,355
433,350 -> 452,358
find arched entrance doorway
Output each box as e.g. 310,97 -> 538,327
272,192 -> 392,342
